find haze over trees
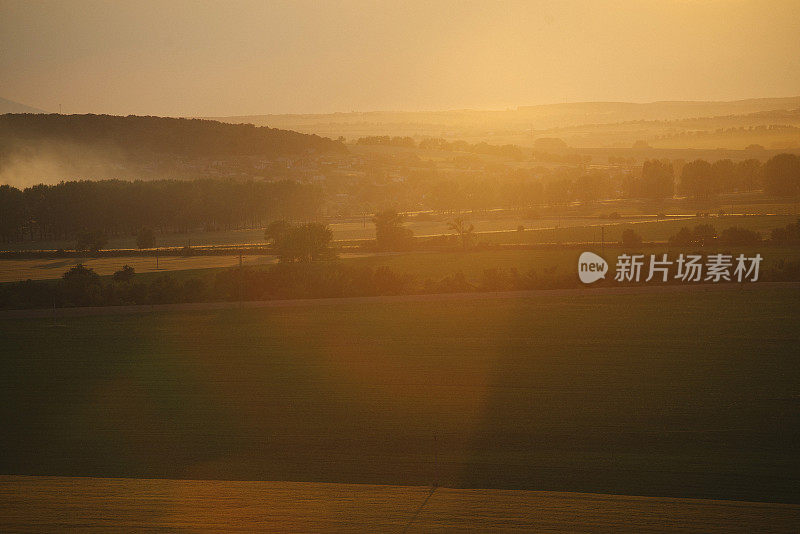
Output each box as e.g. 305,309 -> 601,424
0,114 -> 345,158
0,132 -> 797,248
639,160 -> 674,199
763,153 -> 800,196
0,113 -> 347,187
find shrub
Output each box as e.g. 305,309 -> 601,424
719,226 -> 761,246
113,265 -> 135,282
76,230 -> 108,253
669,227 -> 693,247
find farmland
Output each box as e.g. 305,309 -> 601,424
0,213 -> 796,284
2,476 -> 798,533
1,285 -> 798,504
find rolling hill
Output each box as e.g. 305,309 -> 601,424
0,97 -> 47,114
210,96 -> 800,138
0,114 -> 346,186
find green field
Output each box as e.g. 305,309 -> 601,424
1,286 -> 798,503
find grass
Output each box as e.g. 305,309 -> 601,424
1,286 -> 798,503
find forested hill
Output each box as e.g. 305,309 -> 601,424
0,113 -> 346,158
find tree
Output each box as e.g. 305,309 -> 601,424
373,209 -> 414,251
710,159 -> 736,193
113,265 -> 136,282
735,159 -> 762,192
668,227 -> 694,247
693,224 -> 717,246
448,217 -> 476,250
770,219 -> 800,244
0,185 -> 24,243
640,160 -> 674,199
60,264 -> 102,305
274,222 -> 335,262
679,160 -> 714,199
763,153 -> 800,197
265,219 -> 292,242
136,227 -> 156,249
719,227 -> 761,246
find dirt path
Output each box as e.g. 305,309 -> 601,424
3,282 -> 796,320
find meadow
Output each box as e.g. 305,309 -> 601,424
1,286 -> 797,504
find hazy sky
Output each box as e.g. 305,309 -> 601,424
2,0 -> 799,116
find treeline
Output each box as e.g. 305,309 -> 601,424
616,219 -> 799,249
339,154 -> 797,214
355,135 -> 588,163
4,256 -> 800,310
626,154 -> 800,199
0,179 -> 324,243
0,114 -> 346,158
0,262 -> 566,309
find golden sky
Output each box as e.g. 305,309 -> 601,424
2,0 -> 799,116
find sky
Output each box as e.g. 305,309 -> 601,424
1,0 -> 799,117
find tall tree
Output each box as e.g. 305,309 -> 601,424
763,154 -> 800,197
372,209 -> 414,251
679,159 -> 714,200
640,160 -> 674,199
448,217 -> 476,250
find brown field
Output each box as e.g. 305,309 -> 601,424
1,476 -> 798,533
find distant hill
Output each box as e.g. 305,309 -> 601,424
0,97 -> 47,114
514,97 -> 800,125
0,114 -> 346,187
210,96 -> 800,141
0,113 -> 345,157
